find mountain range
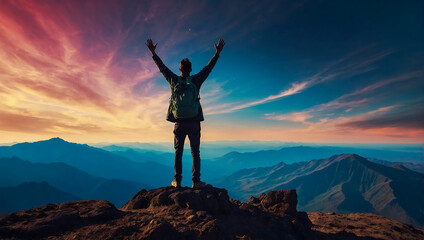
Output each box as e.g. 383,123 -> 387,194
214,154 -> 424,228
101,145 -> 175,166
181,146 -> 422,182
0,137 -> 173,188
0,157 -> 151,208
0,138 -> 173,211
368,158 -> 424,173
95,140 -> 288,159
0,138 -> 423,229
100,144 -> 424,180
0,181 -> 79,213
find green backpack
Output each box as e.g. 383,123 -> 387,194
170,76 -> 200,119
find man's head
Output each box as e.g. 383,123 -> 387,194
179,58 -> 192,76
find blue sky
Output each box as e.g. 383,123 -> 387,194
0,0 -> 422,143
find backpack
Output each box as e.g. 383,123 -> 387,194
170,76 -> 200,119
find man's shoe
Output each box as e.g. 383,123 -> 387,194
171,179 -> 181,188
192,180 -> 207,189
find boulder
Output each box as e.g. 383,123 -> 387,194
121,185 -> 231,214
247,189 -> 298,217
0,200 -> 120,239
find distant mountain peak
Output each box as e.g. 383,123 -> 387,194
46,137 -> 67,143
327,153 -> 366,163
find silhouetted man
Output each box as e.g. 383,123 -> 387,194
146,38 -> 225,189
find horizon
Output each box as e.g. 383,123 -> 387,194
0,136 -> 422,149
0,0 -> 423,143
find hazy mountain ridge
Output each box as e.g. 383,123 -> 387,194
209,146 -> 423,176
367,158 -> 424,173
0,157 -> 152,208
0,138 -> 173,187
0,181 -> 79,213
97,141 -> 288,159
105,147 -> 175,166
97,141 -> 423,160
214,154 -> 424,228
107,145 -> 424,181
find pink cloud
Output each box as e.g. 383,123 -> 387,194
0,0 -> 180,140
266,112 -> 313,123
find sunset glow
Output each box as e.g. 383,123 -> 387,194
0,0 -> 423,143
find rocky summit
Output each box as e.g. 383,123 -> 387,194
0,185 -> 423,240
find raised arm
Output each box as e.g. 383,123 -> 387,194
214,39 -> 225,55
195,39 -> 225,86
145,39 -> 157,56
145,39 -> 176,85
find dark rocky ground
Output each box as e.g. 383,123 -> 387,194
0,185 -> 423,239
308,212 -> 424,240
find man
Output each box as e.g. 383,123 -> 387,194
145,38 -> 225,189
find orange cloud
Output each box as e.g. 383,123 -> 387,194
265,112 -> 313,123
0,0 -> 178,143
0,1 -> 422,144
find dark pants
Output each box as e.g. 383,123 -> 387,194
173,121 -> 201,182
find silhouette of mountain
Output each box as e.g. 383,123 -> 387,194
100,144 -> 170,155
98,140 -> 287,159
0,181 -> 79,213
105,146 -> 174,166
99,144 -> 423,181
95,142 -> 172,153
0,157 -> 152,207
0,138 -> 173,187
215,154 -> 424,228
368,158 -> 424,173
1,186 -> 423,239
207,146 -> 423,178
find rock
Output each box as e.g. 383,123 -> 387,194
308,212 -> 424,240
247,189 -> 298,217
1,186 -> 423,239
0,200 -> 120,239
121,185 -> 231,214
142,219 -> 180,240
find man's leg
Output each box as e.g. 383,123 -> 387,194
187,121 -> 201,182
173,123 -> 186,184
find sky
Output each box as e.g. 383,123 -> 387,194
0,0 -> 423,143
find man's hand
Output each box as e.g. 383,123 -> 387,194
214,39 -> 225,54
145,39 -> 157,56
